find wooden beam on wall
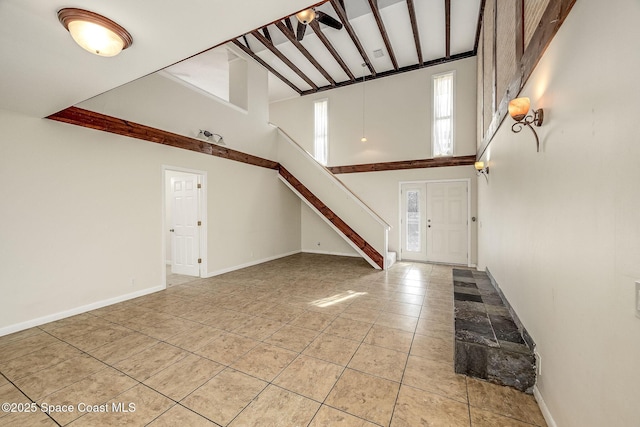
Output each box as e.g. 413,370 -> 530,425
515,0 -> 524,62
47,107 -> 279,170
327,155 -> 476,174
477,0 -> 577,160
279,165 -> 384,268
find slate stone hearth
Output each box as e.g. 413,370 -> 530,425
453,269 -> 536,393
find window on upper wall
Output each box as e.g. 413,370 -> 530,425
314,99 -> 328,165
432,71 -> 455,157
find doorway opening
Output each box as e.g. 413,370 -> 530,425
162,166 -> 207,287
399,179 -> 470,265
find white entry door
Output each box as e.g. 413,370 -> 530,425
425,181 -> 468,264
170,174 -> 200,276
401,181 -> 468,264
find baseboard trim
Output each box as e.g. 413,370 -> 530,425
0,286 -> 164,337
302,249 -> 359,258
203,250 -> 301,278
534,385 -> 557,427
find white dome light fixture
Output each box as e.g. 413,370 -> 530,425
58,8 -> 133,57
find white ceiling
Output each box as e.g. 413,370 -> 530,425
0,0 -> 316,117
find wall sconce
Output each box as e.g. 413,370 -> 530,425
475,161 -> 489,182
197,130 -> 225,145
58,8 -> 133,57
508,97 -> 544,152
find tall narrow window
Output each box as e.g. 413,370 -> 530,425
314,99 -> 328,165
432,72 -> 454,157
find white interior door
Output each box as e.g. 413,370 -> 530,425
426,181 -> 468,264
171,174 -> 200,276
401,184 -> 428,261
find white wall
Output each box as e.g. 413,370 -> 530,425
270,58 -> 478,262
301,204 -> 358,257
80,44 -> 276,161
270,57 -> 477,165
0,51 -> 303,333
477,2 -> 640,426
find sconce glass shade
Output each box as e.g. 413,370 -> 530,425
58,8 -> 133,57
474,161 -> 485,171
295,9 -> 316,25
508,97 -> 530,122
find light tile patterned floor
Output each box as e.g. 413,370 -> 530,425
0,254 -> 547,426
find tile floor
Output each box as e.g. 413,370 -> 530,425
0,254 -> 547,426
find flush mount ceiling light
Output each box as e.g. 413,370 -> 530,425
508,97 -> 544,152
58,8 -> 133,57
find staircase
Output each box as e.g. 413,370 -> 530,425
276,129 -> 391,269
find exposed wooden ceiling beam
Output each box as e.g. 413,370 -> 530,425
250,30 -> 318,91
309,20 -> 356,82
406,0 -> 423,65
284,16 -> 294,34
275,21 -> 336,87
474,0 -> 487,53
445,0 -> 451,58
231,39 -> 302,95
301,50 -> 474,96
367,0 -> 398,70
262,27 -> 272,43
330,0 -> 376,77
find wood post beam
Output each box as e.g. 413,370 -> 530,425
46,107 -> 279,170
279,165 -> 384,268
327,155 -> 477,174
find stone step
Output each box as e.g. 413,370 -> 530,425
452,268 -> 536,393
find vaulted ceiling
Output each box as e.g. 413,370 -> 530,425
0,0 -> 484,117
161,0 -> 485,103
243,0 -> 484,101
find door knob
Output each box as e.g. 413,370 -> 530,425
169,229 -> 175,232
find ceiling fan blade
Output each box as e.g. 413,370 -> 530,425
316,11 -> 343,30
296,21 -> 307,41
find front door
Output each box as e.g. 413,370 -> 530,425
170,174 -> 200,276
401,181 -> 468,264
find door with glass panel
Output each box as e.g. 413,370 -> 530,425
401,184 -> 428,261
401,181 -> 468,264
